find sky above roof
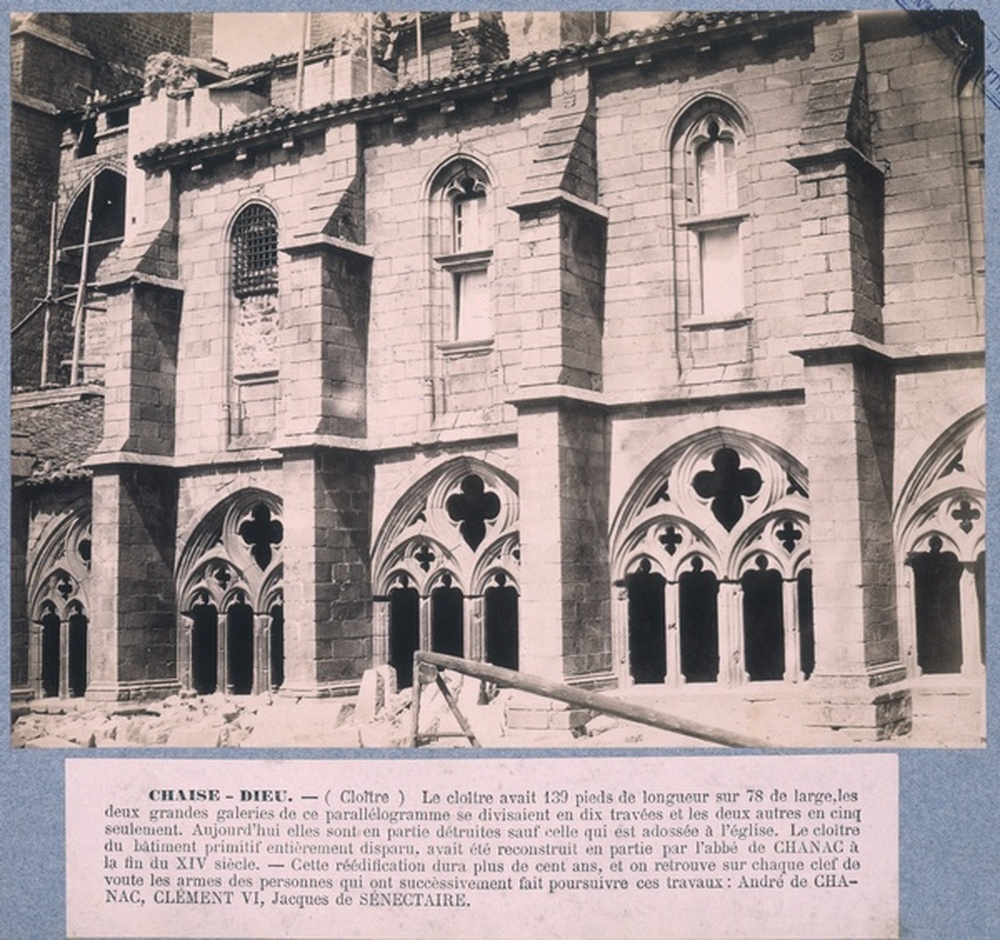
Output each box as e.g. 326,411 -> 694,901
214,13 -> 304,69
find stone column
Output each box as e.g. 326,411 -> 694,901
177,614 -> 192,691
280,449 -> 373,697
788,14 -> 908,738
509,162 -> 609,685
277,220 -> 374,697
797,347 -> 908,737
515,401 -> 611,683
29,622 -> 43,698
85,275 -> 181,701
87,465 -> 178,700
254,613 -> 270,694
610,585 -> 629,685
783,578 -> 802,682
959,565 -> 984,677
664,583 -> 682,687
372,600 -> 389,670
467,595 -> 484,663
717,583 -> 742,686
506,70 -> 610,729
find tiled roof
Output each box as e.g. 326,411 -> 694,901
136,11 -> 810,167
12,393 -> 104,485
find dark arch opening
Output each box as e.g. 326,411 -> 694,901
40,610 -> 61,697
484,574 -> 519,671
679,559 -> 719,683
626,560 -> 666,684
227,597 -> 255,695
741,557 -> 784,681
389,581 -> 420,689
269,603 -> 284,691
191,603 -> 219,695
67,608 -> 88,697
798,569 -> 815,680
431,575 -> 464,658
911,538 -> 963,674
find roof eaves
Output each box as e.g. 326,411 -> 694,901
17,468 -> 94,489
136,11 -> 817,170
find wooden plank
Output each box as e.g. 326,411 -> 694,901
408,662 -> 431,748
413,651 -> 768,748
434,673 -> 481,748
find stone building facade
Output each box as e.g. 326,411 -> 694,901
10,11 -> 986,743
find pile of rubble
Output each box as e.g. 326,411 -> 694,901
9,670 -> 513,750
11,669 -> 735,749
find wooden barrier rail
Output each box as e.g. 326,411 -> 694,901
409,651 -> 769,749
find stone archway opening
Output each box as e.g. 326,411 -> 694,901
741,555 -> 784,681
40,607 -> 61,697
226,595 -> 255,695
484,573 -> 519,671
626,559 -> 666,684
911,537 -> 963,675
678,558 -> 719,683
389,578 -> 420,690
431,574 -> 464,658
67,605 -> 88,697
269,603 -> 285,691
191,602 -> 219,695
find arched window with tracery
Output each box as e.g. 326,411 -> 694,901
611,432 -> 812,688
176,490 -> 284,695
372,459 -> 519,687
27,501 -> 92,698
431,159 -> 494,344
896,408 -> 985,678
229,203 -> 280,444
672,100 -> 750,324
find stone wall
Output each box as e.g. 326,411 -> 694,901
11,12 -> 986,738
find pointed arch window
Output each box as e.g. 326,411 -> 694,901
176,493 -> 284,695
372,461 -> 520,680
433,161 -> 494,345
48,168 -> 127,385
611,435 -> 813,687
675,107 -> 749,322
896,410 -> 986,680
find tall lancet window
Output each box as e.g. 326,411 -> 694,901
675,104 -> 749,322
433,159 -> 494,344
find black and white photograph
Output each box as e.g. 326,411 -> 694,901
7,7 -> 1000,940
9,8 -> 986,753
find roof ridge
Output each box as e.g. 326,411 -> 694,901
136,11 -> 808,167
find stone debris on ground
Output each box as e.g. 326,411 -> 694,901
10,666 -> 978,749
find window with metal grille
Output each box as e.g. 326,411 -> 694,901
232,204 -> 278,298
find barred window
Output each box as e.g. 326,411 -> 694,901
232,204 -> 278,298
